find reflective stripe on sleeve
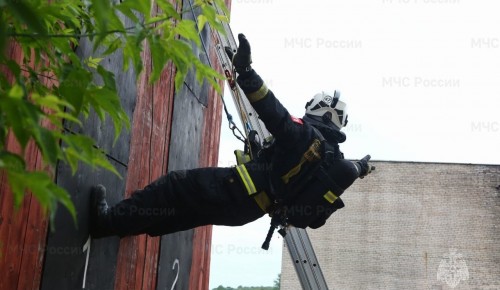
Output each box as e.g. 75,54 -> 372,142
323,190 -> 338,204
247,84 -> 269,103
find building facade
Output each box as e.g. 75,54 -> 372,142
281,161 -> 500,289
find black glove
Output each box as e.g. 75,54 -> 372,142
225,33 -> 253,77
355,155 -> 375,179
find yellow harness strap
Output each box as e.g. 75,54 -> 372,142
235,164 -> 257,195
281,139 -> 322,184
235,164 -> 272,212
253,191 -> 272,212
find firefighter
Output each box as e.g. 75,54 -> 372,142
90,34 -> 374,239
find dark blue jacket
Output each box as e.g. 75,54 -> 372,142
235,70 -> 360,229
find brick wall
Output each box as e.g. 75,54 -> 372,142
281,161 -> 500,290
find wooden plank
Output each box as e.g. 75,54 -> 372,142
199,31 -> 224,169
140,40 -> 177,290
41,11 -> 137,288
0,41 -> 51,290
40,161 -> 127,290
188,28 -> 225,290
116,0 -> 228,288
157,2 -> 228,288
0,42 -> 26,290
189,227 -> 213,290
113,42 -> 155,290
16,139 -> 49,290
114,14 -> 177,289
156,230 -> 195,290
155,79 -> 204,290
0,134 -> 37,290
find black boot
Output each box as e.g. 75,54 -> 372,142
89,184 -> 114,239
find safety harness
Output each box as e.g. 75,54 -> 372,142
233,130 -> 274,213
217,31 -> 344,248
232,125 -> 345,248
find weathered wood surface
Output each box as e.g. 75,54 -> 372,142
1,0 -> 228,288
0,41 -> 52,290
114,38 -> 177,290
156,1 -> 225,289
189,28 -> 224,289
41,20 -> 137,288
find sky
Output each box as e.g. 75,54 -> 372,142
209,0 -> 500,288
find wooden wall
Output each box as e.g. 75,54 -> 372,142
0,41 -> 57,290
0,0 -> 229,289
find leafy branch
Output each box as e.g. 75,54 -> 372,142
0,0 -> 229,227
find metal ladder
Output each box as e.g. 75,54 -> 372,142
209,3 -> 330,289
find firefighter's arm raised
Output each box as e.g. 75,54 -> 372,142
225,34 -> 302,143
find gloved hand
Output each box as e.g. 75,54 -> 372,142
355,155 -> 375,179
225,33 -> 253,77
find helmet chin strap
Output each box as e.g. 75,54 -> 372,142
302,115 -> 347,143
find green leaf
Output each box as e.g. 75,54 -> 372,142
9,171 -> 77,227
61,133 -> 121,177
115,2 -> 139,23
63,147 -> 80,175
133,23 -> 149,48
6,1 -> 46,35
175,20 -> 201,47
102,36 -> 122,56
0,151 -> 26,171
216,14 -> 229,23
92,153 -> 120,177
23,172 -> 53,204
51,36 -> 76,56
167,39 -> 193,70
123,35 -> 143,73
149,36 -> 169,82
213,0 -> 230,22
90,0 -> 126,50
8,84 -> 24,99
85,56 -> 104,69
32,94 -> 75,112
59,68 -> 92,115
90,0 -> 111,32
6,171 -> 27,207
0,97 -> 38,148
1,14 -> 9,59
3,60 -> 20,80
194,59 -> 223,94
197,15 -> 208,32
97,65 -> 116,91
174,71 -> 185,92
86,87 -> 130,143
201,5 -> 224,32
116,0 -> 151,22
49,183 -> 77,224
50,112 -> 83,127
157,0 -> 180,20
32,126 -> 60,166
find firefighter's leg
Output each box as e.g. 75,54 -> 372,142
143,167 -> 265,236
89,176 -> 179,238
90,167 -> 264,238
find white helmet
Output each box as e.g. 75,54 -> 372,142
305,90 -> 348,129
